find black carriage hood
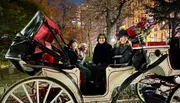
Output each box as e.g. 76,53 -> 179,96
5,11 -> 44,60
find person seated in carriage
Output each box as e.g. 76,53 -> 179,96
92,33 -> 112,87
78,43 -> 88,65
64,38 -> 91,89
112,29 -> 133,65
93,33 -> 113,65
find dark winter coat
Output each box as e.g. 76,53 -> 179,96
113,44 -> 133,64
93,42 -> 112,65
64,46 -> 78,65
65,45 -> 91,88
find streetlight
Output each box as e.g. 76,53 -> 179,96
162,21 -> 165,25
111,38 -> 116,44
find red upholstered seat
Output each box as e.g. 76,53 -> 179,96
133,42 -> 167,47
33,15 -> 60,54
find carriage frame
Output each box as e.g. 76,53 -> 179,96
1,10 -> 180,103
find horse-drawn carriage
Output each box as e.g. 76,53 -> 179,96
1,11 -> 180,103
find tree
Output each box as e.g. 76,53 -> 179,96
79,0 -> 148,57
81,0 -> 141,43
145,0 -> 180,37
0,0 -> 40,36
51,0 -> 80,41
0,0 -> 40,58
0,0 -> 80,59
32,0 -> 80,42
80,4 -> 94,56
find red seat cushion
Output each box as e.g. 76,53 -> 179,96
42,53 -> 55,63
133,42 -> 167,47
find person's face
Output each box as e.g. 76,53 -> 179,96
119,36 -> 128,44
98,35 -> 105,44
84,46 -> 88,52
81,45 -> 88,53
71,42 -> 78,50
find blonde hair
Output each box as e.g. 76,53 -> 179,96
116,40 -> 132,48
78,43 -> 88,55
79,43 -> 87,51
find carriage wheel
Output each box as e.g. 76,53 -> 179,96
136,73 -> 158,103
167,85 -> 180,103
136,73 -> 171,103
1,76 -> 78,103
136,83 -> 146,103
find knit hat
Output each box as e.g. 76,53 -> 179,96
68,38 -> 78,46
117,30 -> 128,40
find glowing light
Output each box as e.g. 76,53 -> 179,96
111,38 -> 116,43
162,21 -> 165,25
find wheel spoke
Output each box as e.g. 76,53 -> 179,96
1,76 -> 77,103
22,84 -> 33,103
66,100 -> 73,103
50,89 -> 63,103
43,84 -> 52,103
11,93 -> 23,103
36,81 -> 40,103
169,87 -> 180,103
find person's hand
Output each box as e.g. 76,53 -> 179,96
129,35 -> 144,44
77,55 -> 83,62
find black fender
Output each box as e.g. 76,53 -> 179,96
10,59 -> 40,76
111,54 -> 168,103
